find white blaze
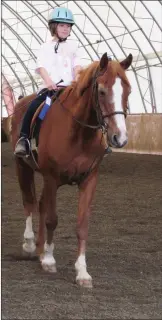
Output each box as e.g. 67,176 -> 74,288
112,78 -> 127,145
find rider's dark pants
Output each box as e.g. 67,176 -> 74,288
20,88 -> 48,138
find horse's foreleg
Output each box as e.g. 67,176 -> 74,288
39,175 -> 58,273
75,169 -> 98,288
15,159 -> 37,254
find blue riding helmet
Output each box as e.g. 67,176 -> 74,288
48,7 -> 75,25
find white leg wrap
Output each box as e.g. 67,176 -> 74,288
41,242 -> 57,273
23,215 -> 36,253
75,254 -> 92,283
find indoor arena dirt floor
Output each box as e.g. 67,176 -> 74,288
1,142 -> 162,319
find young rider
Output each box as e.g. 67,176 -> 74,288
14,6 -> 112,156
14,7 -> 82,156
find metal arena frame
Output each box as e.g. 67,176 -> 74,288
2,0 -> 162,114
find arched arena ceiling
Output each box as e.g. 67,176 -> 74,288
2,0 -> 162,114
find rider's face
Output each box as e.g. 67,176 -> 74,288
57,23 -> 71,39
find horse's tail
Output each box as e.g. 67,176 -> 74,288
1,101 -> 18,144
1,116 -> 12,142
1,78 -> 16,142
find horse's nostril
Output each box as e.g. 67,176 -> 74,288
111,134 -> 128,148
113,135 -> 118,144
111,134 -> 119,146
111,134 -> 121,147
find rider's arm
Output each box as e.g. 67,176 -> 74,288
36,67 -> 57,91
35,43 -> 57,90
37,67 -> 51,83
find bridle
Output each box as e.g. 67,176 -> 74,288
55,61 -> 127,134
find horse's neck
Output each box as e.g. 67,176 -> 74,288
65,85 -> 98,146
73,85 -> 96,125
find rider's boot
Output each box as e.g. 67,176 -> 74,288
14,134 -> 30,157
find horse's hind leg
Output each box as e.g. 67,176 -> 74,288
38,175 -> 57,273
15,159 -> 37,254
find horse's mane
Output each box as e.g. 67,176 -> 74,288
74,61 -> 99,97
59,61 -> 100,104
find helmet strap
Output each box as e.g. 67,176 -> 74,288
54,38 -> 67,53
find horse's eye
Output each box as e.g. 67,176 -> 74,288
99,90 -> 105,96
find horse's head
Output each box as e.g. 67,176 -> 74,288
95,53 -> 132,148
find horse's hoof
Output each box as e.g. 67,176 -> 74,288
76,278 -> 93,288
76,273 -> 93,288
23,240 -> 36,254
40,254 -> 57,273
41,262 -> 57,273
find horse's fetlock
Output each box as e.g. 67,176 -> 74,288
46,220 -> 57,231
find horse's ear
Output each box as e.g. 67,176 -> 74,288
120,54 -> 133,70
100,53 -> 108,70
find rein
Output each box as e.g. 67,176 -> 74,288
55,89 -> 102,130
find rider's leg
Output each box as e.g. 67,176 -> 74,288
14,89 -> 47,157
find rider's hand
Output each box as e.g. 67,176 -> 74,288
46,79 -> 58,91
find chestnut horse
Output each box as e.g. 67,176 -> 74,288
11,53 -> 132,288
